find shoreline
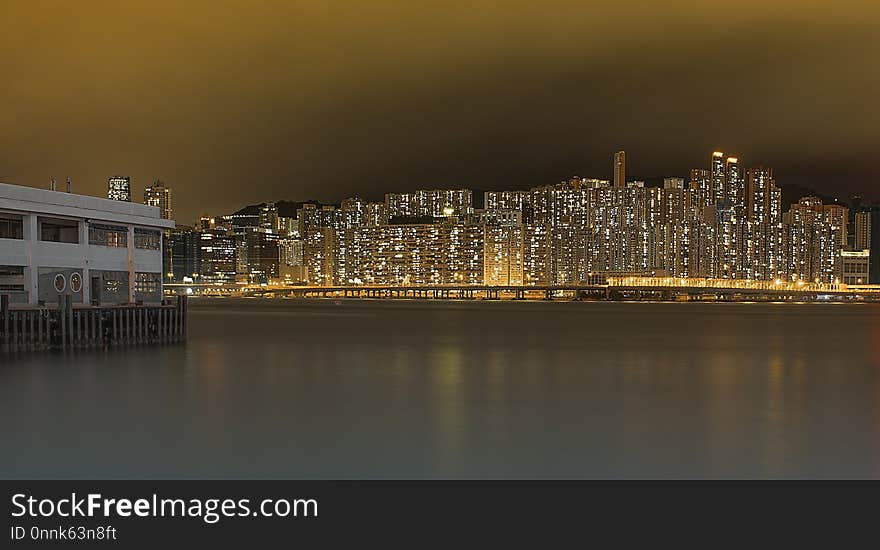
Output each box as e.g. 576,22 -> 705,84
183,295 -> 879,305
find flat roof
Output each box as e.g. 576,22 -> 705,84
0,181 -> 175,229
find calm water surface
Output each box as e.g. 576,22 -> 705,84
2,298 -> 880,478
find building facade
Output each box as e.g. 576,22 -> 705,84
1,182 -> 174,305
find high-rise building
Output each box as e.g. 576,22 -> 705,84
854,209 -> 872,251
279,238 -> 305,283
483,222 -> 524,286
689,168 -> 711,207
143,180 -> 173,220
783,197 -> 843,283
108,176 -> 131,202
710,151 -> 726,204
613,151 -> 626,188
822,203 -> 849,249
746,167 -> 779,224
165,226 -> 199,283
725,157 -> 744,209
259,202 -> 279,233
385,189 -> 472,219
198,228 -> 237,283
240,227 -> 280,283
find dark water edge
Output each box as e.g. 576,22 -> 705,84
2,297 -> 879,479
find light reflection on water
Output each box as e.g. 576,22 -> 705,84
1,298 -> 879,479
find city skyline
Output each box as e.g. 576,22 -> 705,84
2,2 -> 879,224
12,145 -> 872,229
155,147 -> 877,291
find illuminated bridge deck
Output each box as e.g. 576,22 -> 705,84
166,279 -> 880,302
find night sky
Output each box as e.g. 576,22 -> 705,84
2,1 -> 878,223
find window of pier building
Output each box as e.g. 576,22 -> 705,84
39,217 -> 79,243
134,228 -> 161,250
89,223 -> 128,248
0,214 -> 24,239
0,265 -> 25,291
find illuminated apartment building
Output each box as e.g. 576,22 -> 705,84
782,197 -> 843,283
710,151 -> 726,205
349,221 -> 484,285
108,175 -> 131,202
385,189 -> 473,219
854,209 -> 871,251
483,222 -> 524,285
143,180 -> 173,220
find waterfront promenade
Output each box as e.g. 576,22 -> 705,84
166,278 -> 880,303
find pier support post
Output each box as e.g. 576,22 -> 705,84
1,294 -> 8,354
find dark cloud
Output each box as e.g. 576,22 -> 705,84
1,1 -> 878,223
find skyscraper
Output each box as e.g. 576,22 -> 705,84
854,209 -> 871,251
725,157 -> 743,209
689,168 -> 711,207
710,151 -> 725,204
746,167 -> 778,224
613,151 -> 626,188
143,179 -> 173,220
108,176 -> 131,202
822,203 -> 849,249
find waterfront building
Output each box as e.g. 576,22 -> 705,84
108,175 -> 131,202
837,250 -> 870,285
745,167 -> 782,280
483,222 -> 524,285
1,181 -> 173,304
783,197 -> 843,283
143,180 -> 173,220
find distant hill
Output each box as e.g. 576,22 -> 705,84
231,200 -> 327,218
777,184 -> 840,209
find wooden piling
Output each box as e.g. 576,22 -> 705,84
1,294 -> 9,354
2,298 -> 185,354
